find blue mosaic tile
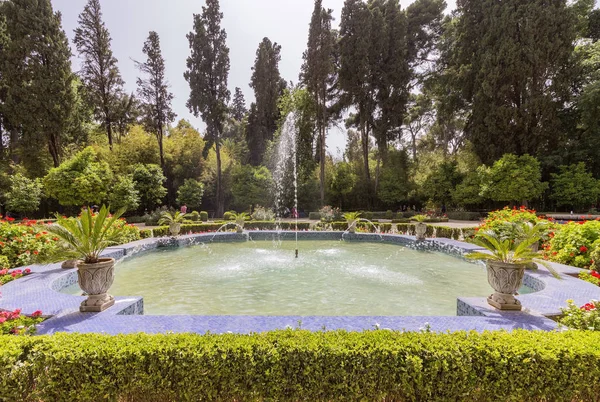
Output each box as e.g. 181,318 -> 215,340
2,231 -> 596,335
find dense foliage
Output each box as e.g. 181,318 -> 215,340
4,330 -> 600,401
545,220 -> 600,268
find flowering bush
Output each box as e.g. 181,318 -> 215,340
559,299 -> 600,331
478,206 -> 553,239
319,206 -> 342,223
544,220 -> 600,268
0,217 -> 60,269
0,267 -> 32,285
592,245 -> 600,271
251,205 -> 276,221
0,309 -> 43,335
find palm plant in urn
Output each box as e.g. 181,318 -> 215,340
343,212 -> 361,233
232,212 -> 249,233
40,206 -> 126,312
467,223 -> 559,311
412,214 -> 428,241
159,211 -> 187,236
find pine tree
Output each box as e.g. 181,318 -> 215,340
246,37 -> 287,165
1,0 -> 77,168
73,0 -> 124,150
184,0 -> 230,217
0,12 -> 9,158
113,93 -> 141,142
230,87 -> 247,121
301,0 -> 336,207
136,31 -> 176,170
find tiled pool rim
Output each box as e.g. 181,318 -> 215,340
3,231 -> 599,335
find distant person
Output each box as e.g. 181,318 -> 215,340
180,205 -> 188,215
441,204 -> 447,214
291,207 -> 298,219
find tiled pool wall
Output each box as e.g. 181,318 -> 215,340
3,231 -> 600,335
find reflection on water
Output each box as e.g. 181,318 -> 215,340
62,241 -> 520,316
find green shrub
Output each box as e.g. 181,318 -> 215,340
0,219 -> 59,268
125,215 -> 147,224
144,206 -> 169,226
579,271 -> 600,287
4,331 -> 600,401
545,220 -> 600,268
139,229 -> 153,239
392,218 -> 411,223
592,245 -> 600,271
188,211 -> 200,222
447,211 -> 483,221
223,211 -> 236,221
200,211 -> 208,222
402,211 -> 416,218
385,210 -> 393,219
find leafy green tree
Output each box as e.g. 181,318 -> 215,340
177,179 -> 204,210
44,147 -> 113,206
329,161 -> 356,209
441,0 -> 578,164
5,173 -> 43,214
108,175 -> 139,212
301,0 -> 336,206
74,0 -> 124,150
164,120 -> 206,193
452,170 -> 486,208
480,154 -> 548,205
131,164 -> 167,213
230,165 -> 272,211
551,163 -> 600,211
377,150 -> 412,207
421,160 -> 463,206
230,87 -> 247,121
1,0 -> 77,168
113,93 -> 141,142
184,0 -> 230,217
246,37 -> 287,165
135,31 -> 176,169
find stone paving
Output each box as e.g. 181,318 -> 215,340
2,231 -> 598,335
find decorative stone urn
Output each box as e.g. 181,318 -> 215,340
61,259 -> 78,269
485,260 -> 526,311
236,218 -> 245,233
77,258 -> 115,312
169,222 -> 181,236
415,222 -> 427,241
348,220 -> 358,234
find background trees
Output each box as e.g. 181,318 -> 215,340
184,0 -> 230,217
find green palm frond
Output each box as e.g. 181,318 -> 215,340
343,212 -> 361,222
158,211 -> 186,225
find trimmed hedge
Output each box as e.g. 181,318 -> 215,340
151,222 -> 312,237
200,211 -> 208,222
447,211 -> 484,221
3,330 -> 600,401
309,212 -> 321,220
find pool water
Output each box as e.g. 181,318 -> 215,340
63,241 -> 523,316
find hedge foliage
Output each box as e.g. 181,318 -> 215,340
3,330 -> 600,401
150,222 -> 312,237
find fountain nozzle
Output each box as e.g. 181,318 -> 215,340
295,249 -> 298,259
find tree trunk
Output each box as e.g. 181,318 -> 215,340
9,128 -> 19,164
215,137 -> 224,218
319,88 -> 327,207
158,128 -> 165,169
47,132 -> 60,168
106,119 -> 114,151
361,117 -> 372,208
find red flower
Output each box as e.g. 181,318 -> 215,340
570,253 -> 575,257
552,251 -> 558,256
6,217 -> 14,222
580,246 -> 589,253
582,303 -> 597,311
0,269 -> 7,275
33,251 -> 39,255
0,317 -> 5,324
10,272 -> 17,278
31,310 -> 42,318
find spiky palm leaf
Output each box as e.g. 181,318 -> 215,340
467,229 -> 560,278
343,212 -> 361,222
38,205 -> 126,264
158,211 -> 187,226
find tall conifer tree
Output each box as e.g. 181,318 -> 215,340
301,0 -> 336,206
1,0 -> 77,168
184,0 -> 230,217
246,37 -> 286,166
74,0 -> 124,150
230,87 -> 247,121
136,31 -> 175,170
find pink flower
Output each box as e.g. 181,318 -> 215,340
0,317 -> 6,324
31,310 -> 42,318
24,268 -> 31,274
0,270 -> 7,276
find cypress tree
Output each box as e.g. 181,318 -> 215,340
444,0 -> 577,164
136,31 -> 176,170
230,87 -> 247,121
73,0 -> 124,151
1,0 -> 77,168
0,12 -> 9,158
246,37 -> 287,166
184,0 -> 230,217
301,0 -> 336,207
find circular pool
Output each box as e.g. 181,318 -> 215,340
64,240 -> 509,316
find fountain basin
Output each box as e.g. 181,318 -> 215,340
61,239 -> 527,316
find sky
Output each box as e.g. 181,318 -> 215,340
51,0 -> 456,156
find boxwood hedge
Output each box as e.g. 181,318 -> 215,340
2,330 -> 600,401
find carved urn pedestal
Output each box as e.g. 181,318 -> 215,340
415,222 -> 427,241
348,220 -> 357,234
486,260 -> 525,311
169,222 -> 181,236
77,258 -> 115,312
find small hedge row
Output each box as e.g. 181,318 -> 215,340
396,224 -> 476,240
315,222 -> 392,233
3,330 -> 600,401
150,222 -> 312,237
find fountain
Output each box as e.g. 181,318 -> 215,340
272,113 -> 299,258
342,218 -> 384,241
